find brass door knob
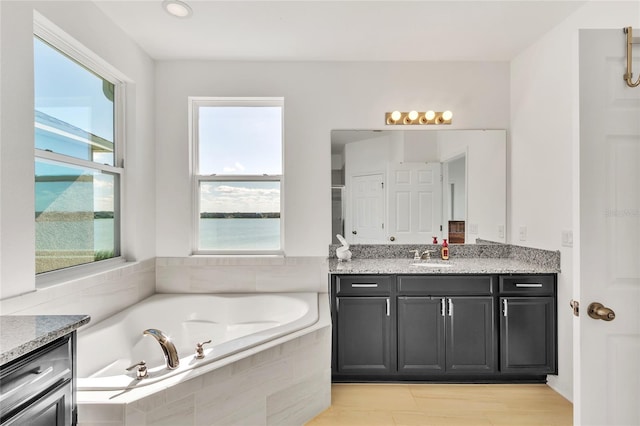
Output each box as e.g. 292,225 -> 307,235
587,302 -> 615,321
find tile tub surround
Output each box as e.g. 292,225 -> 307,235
156,256 -> 329,293
77,296 -> 332,426
328,243 -> 560,272
0,314 -> 90,365
0,259 -> 156,326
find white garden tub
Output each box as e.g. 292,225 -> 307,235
76,292 -> 318,391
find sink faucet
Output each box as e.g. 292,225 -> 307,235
421,250 -> 435,260
143,329 -> 180,370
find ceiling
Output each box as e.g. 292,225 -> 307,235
93,0 -> 588,61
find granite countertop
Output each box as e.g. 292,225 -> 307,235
329,257 -> 560,275
0,315 -> 91,366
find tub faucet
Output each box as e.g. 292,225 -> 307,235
143,329 -> 180,370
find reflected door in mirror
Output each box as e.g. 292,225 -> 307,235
387,162 -> 443,244
350,173 -> 385,243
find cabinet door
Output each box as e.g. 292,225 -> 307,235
397,297 -> 446,374
446,297 -> 496,373
336,296 -> 392,375
500,297 -> 556,374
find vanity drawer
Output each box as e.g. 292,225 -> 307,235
0,335 -> 72,421
397,275 -> 494,296
335,275 -> 393,295
499,275 -> 555,295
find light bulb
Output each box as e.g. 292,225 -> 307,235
408,110 -> 419,121
442,110 -> 453,121
425,110 -> 436,121
390,111 -> 402,121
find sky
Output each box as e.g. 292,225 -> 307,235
34,36 -> 282,215
197,106 -> 282,213
34,36 -> 115,213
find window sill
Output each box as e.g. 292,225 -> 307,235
35,257 -> 130,289
191,251 -> 285,257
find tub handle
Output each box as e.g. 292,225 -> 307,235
126,361 -> 148,380
195,340 -> 212,359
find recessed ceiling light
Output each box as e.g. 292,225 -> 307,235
162,0 -> 192,18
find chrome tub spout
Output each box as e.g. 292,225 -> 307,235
143,328 -> 180,369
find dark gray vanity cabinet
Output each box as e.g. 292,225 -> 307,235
446,296 -> 495,373
332,275 -> 394,375
397,276 -> 496,375
397,297 -> 445,373
1,334 -> 75,426
499,275 -> 557,375
331,273 -> 556,382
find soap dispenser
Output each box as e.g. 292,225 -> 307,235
441,239 -> 449,260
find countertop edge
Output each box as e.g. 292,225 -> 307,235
0,315 -> 91,366
328,258 -> 560,275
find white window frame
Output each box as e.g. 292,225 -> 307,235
189,97 -> 285,255
34,13 -> 127,283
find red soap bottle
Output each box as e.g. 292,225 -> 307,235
441,239 -> 449,260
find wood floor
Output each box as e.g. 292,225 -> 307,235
306,383 -> 573,426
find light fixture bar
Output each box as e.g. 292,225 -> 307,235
385,111 -> 453,125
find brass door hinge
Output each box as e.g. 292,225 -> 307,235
570,300 -> 579,317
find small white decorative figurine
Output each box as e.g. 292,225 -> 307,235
335,234 -> 352,261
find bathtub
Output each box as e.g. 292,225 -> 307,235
76,292 -> 318,391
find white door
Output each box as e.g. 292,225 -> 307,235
578,29 -> 640,425
350,173 -> 385,243
387,162 -> 442,244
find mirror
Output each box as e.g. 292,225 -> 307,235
331,129 -> 506,245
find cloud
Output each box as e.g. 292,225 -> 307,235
222,162 -> 246,173
201,183 -> 280,213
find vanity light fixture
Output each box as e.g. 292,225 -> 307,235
162,0 -> 193,18
385,110 -> 453,125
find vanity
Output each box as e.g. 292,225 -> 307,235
330,129 -> 559,383
0,315 -> 90,425
328,245 -> 559,383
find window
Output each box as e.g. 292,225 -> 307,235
191,98 -> 284,254
34,32 -> 124,275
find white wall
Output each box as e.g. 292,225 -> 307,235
439,130 -> 507,243
447,156 -> 466,221
403,131 -> 439,162
345,136 -> 393,175
0,2 -> 156,319
155,61 -> 510,257
510,0 -> 640,402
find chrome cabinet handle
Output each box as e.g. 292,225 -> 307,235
441,298 -> 446,317
448,299 -> 453,316
515,283 -> 543,288
503,299 -> 508,317
0,366 -> 54,401
386,298 -> 390,316
351,284 -> 378,288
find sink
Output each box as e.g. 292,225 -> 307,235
410,262 -> 453,268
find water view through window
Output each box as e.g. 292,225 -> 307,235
194,100 -> 283,252
199,181 -> 280,251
